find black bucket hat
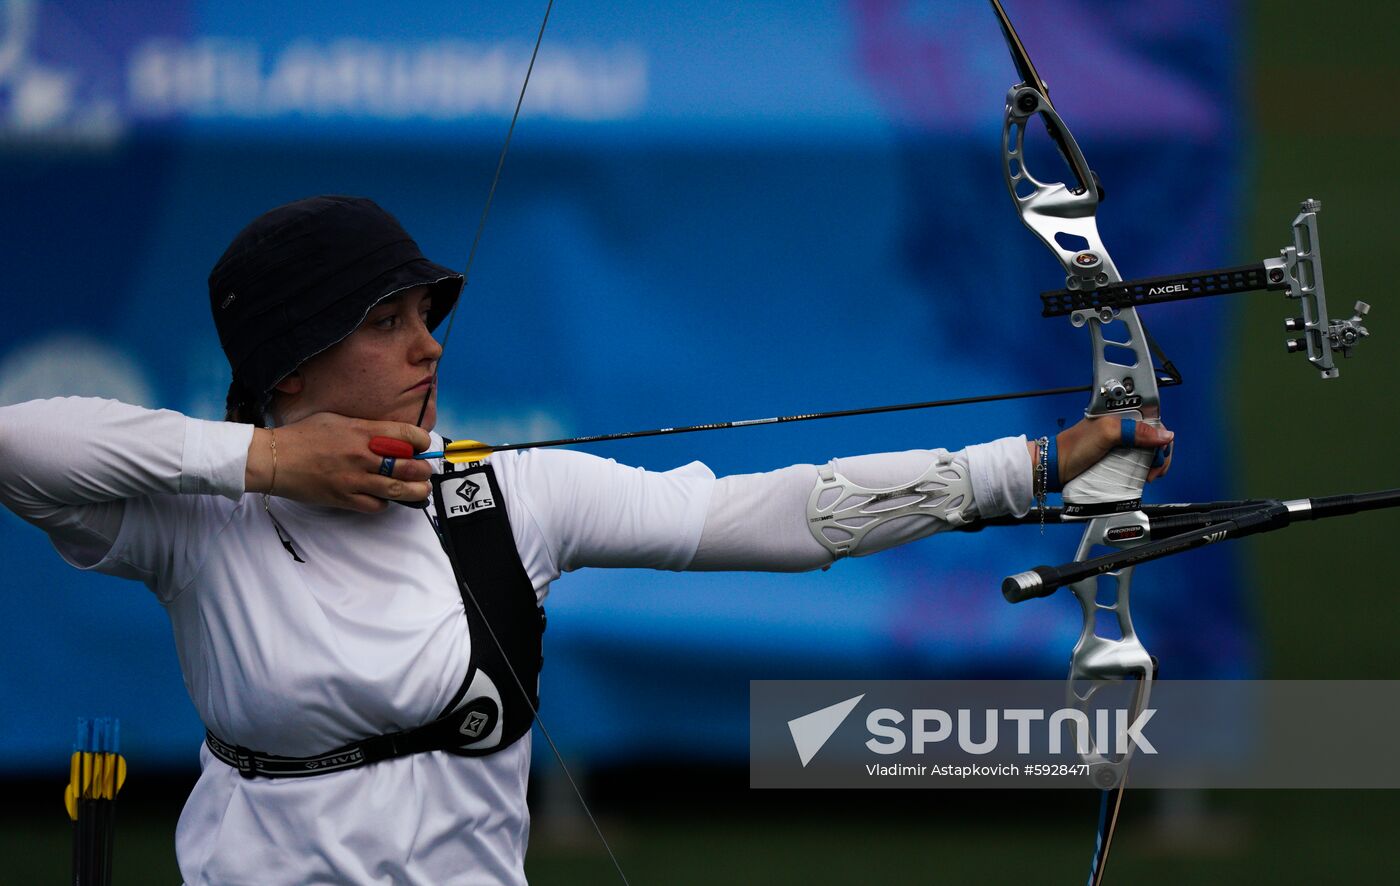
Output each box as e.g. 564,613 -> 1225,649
209,195 -> 463,418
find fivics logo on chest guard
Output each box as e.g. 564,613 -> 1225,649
459,711 -> 491,738
445,474 -> 496,516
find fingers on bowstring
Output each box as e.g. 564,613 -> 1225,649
373,452 -> 432,484
352,447 -> 432,507
360,450 -> 431,500
352,472 -> 431,509
363,425 -> 430,465
373,421 -> 431,454
382,477 -> 432,503
365,423 -> 433,485
367,447 -> 431,500
344,490 -> 392,514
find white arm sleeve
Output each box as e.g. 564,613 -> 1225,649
505,448 -> 717,576
0,397 -> 252,567
688,436 -> 1032,572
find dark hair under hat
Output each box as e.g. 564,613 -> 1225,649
209,195 -> 463,422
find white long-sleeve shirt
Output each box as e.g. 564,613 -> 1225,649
0,397 -> 1030,885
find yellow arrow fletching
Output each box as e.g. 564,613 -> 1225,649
99,753 -> 126,799
65,753 -> 80,819
65,751 -> 127,816
442,439 -> 494,464
97,753 -> 108,798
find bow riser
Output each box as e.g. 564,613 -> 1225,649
996,7 -> 1160,805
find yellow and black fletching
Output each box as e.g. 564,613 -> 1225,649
66,717 -> 126,886
439,439 -> 494,464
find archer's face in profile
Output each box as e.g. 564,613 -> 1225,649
272,286 -> 442,429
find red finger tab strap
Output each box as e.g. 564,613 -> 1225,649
369,437 -> 415,459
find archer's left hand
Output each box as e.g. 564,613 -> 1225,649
1054,416 -> 1175,485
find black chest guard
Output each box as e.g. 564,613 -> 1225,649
205,460 -> 545,779
428,461 -> 545,756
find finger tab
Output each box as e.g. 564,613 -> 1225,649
369,436 -> 415,459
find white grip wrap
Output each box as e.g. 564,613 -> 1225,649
1061,417 -> 1158,507
806,455 -> 972,559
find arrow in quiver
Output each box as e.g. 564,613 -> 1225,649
64,717 -> 127,886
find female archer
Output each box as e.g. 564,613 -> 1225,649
0,195 -> 1172,885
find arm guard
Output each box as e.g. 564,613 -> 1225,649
806,454 -> 973,559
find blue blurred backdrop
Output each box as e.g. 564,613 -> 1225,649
0,0 -> 1249,772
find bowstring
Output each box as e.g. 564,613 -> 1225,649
414,0 -> 552,429
414,2 -> 632,882
426,511 -> 632,886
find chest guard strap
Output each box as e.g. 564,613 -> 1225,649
205,461 -> 544,779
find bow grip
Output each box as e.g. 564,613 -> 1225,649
1061,417 -> 1159,510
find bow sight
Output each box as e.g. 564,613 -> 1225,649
1035,198 -> 1371,379
995,29 -> 1370,393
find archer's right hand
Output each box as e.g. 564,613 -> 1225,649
245,413 -> 432,513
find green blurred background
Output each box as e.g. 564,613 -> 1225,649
4,0 -> 1398,882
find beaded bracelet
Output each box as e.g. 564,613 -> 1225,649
1034,435 -> 1049,532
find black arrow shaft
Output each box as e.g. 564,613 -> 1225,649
448,381 -> 1110,457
